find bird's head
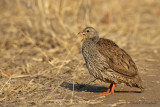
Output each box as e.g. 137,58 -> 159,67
78,27 -> 99,42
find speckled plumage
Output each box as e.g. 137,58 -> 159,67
81,27 -> 144,92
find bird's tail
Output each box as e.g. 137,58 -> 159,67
134,75 -> 145,92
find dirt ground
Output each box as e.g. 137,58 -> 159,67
0,0 -> 160,107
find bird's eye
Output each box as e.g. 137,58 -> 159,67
87,30 -> 89,32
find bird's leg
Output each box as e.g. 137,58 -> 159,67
82,76 -> 96,85
100,84 -> 116,95
76,76 -> 96,85
86,78 -> 97,85
110,84 -> 115,94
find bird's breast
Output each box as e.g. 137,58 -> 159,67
82,42 -> 108,69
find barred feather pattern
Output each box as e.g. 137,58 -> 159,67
82,39 -> 144,90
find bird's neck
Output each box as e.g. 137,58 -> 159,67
83,39 -> 96,47
82,35 -> 99,52
82,38 -> 99,50
84,36 -> 99,44
82,37 -> 99,63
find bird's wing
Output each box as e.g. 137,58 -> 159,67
96,38 -> 138,77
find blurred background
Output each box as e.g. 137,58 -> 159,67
0,0 -> 160,106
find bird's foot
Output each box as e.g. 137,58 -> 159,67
99,84 -> 115,95
99,89 -> 114,95
99,92 -> 113,95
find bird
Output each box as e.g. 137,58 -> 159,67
78,27 -> 144,95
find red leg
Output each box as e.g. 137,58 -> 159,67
110,84 -> 115,94
100,84 -> 116,95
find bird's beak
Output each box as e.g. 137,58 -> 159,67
78,31 -> 87,42
78,31 -> 83,35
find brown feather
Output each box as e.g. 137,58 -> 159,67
96,38 -> 138,77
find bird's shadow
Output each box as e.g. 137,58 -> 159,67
60,82 -> 142,93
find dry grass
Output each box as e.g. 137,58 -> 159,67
0,0 -> 160,106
